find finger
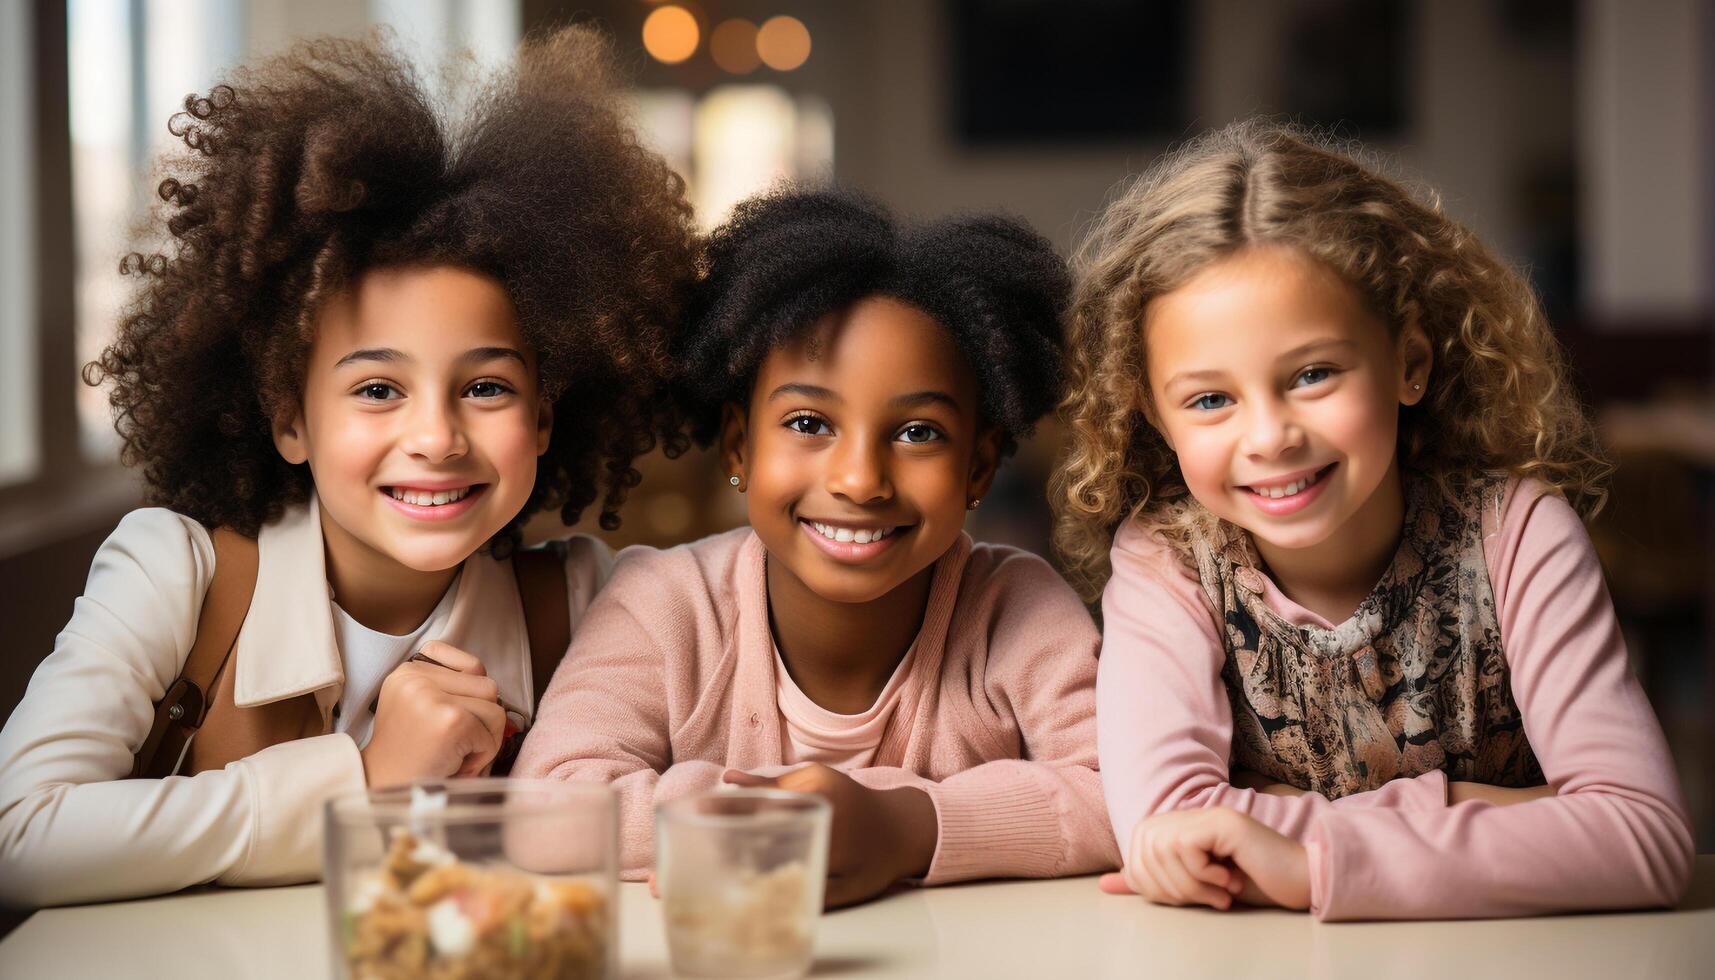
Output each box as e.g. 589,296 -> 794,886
1224,866 -> 1248,896
1133,841 -> 1178,904
398,663 -> 502,703
721,769 -> 776,787
416,641 -> 486,675
773,766 -> 825,792
451,697 -> 507,776
1098,872 -> 1136,895
1183,844 -> 1234,890
1149,840 -> 1203,907
1167,843 -> 1232,910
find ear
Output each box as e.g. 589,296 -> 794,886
718,402 -> 748,490
1397,319 -> 1434,406
966,424 -> 1003,504
535,396 -> 554,456
271,407 -> 309,465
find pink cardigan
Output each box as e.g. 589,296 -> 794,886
1098,478 -> 1695,919
516,528 -> 1119,883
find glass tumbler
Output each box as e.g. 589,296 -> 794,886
324,778 -> 617,980
655,789 -> 832,980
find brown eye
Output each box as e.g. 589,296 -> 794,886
898,423 -> 942,444
357,383 -> 398,401
786,415 -> 829,436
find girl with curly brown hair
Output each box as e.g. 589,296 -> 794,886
0,27 -> 696,907
1055,121 -> 1692,919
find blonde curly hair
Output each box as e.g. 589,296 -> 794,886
1051,120 -> 1609,600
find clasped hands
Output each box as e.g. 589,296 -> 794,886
1102,771 -> 1556,911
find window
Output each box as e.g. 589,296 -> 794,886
0,0 -> 38,488
67,0 -> 244,457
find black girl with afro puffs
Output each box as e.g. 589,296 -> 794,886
0,26 -> 697,908
515,188 -> 1119,908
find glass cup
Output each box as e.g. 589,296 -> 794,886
655,789 -> 832,980
324,778 -> 617,980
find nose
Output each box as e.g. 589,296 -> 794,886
1239,397 -> 1305,460
825,434 -> 892,505
400,393 -> 468,463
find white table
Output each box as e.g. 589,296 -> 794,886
4,858 -> 1713,979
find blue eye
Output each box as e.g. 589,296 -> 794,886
1190,393 -> 1231,411
786,415 -> 829,436
466,380 -> 510,398
356,383 -> 399,401
1294,367 -> 1333,387
898,423 -> 943,444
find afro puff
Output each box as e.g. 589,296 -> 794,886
86,27 -> 697,550
677,187 -> 1070,455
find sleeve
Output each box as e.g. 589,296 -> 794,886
846,554 -> 1120,885
511,555 -> 723,880
1302,488 -> 1695,920
0,510 -> 367,907
1096,521 -> 1448,855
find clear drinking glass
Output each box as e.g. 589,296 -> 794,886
324,779 -> 617,980
656,789 -> 832,980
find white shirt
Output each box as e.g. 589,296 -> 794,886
331,575 -> 459,746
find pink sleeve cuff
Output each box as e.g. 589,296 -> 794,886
1304,824 -> 1332,920
922,766 -> 1063,884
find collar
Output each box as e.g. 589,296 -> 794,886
231,493 -> 532,709
724,529 -> 973,768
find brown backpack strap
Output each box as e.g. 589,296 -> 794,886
130,528 -> 259,779
512,545 -> 570,714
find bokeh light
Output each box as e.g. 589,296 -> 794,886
710,19 -> 760,75
756,15 -> 810,72
642,5 -> 699,65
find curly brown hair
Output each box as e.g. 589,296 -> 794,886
1052,120 -> 1609,599
85,26 -> 696,552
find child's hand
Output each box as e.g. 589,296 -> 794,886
724,765 -> 937,908
1098,807 -> 1310,911
361,642 -> 506,788
1449,782 -> 1556,806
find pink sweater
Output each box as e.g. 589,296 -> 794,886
516,528 -> 1119,883
1098,479 -> 1695,920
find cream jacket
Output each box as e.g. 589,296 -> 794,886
0,497 -> 609,907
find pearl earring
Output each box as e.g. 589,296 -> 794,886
1412,383 -> 1422,392
728,476 -> 741,487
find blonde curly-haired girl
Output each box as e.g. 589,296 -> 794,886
1054,121 -> 1692,920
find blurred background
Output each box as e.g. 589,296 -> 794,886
0,0 -> 1710,847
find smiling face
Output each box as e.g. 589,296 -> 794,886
1144,245 -> 1430,564
272,265 -> 551,575
722,295 -> 999,605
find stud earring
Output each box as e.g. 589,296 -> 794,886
728,476 -> 741,487
967,498 -> 981,510
1411,383 -> 1423,392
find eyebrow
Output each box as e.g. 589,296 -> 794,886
766,382 -> 840,403
1161,338 -> 1359,390
891,390 -> 960,411
334,346 -> 528,369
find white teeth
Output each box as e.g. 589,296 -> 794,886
1253,474 -> 1316,498
389,486 -> 472,506
809,521 -> 895,544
